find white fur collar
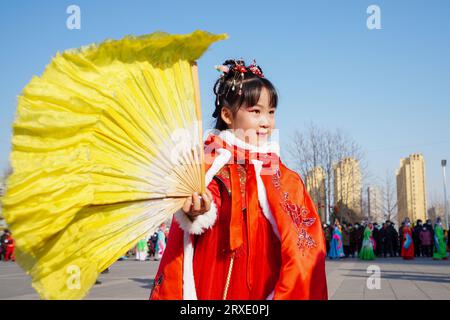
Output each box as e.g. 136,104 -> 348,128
218,130 -> 280,156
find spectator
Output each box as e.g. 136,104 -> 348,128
0,229 -> 7,261
148,234 -> 156,258
419,226 -> 432,258
342,223 -> 351,258
3,231 -> 15,262
379,223 -> 387,257
352,223 -> 363,256
372,223 -> 380,256
425,219 -> 435,239
413,219 -> 423,257
385,221 -> 397,257
347,224 -> 355,258
324,224 -> 331,254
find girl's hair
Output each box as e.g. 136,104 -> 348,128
212,59 -> 278,131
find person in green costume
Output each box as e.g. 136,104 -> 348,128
433,217 -> 448,260
136,238 -> 149,261
359,223 -> 376,260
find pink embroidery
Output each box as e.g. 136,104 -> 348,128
272,169 -> 317,251
272,168 -> 281,189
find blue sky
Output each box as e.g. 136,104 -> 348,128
1,0 -> 449,204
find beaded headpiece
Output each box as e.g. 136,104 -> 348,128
213,59 -> 264,116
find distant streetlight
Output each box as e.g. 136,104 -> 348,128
442,160 -> 449,230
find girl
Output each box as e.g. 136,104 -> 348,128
359,223 -> 375,260
150,59 -> 328,300
328,219 -> 345,259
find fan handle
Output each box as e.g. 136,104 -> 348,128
191,62 -> 206,194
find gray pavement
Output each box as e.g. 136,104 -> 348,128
0,257 -> 449,300
326,257 -> 450,300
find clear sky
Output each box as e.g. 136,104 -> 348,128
1,0 -> 449,204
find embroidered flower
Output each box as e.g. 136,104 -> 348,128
272,169 -> 317,251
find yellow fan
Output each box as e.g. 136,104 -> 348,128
2,30 -> 227,299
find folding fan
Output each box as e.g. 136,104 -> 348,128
1,30 -> 227,299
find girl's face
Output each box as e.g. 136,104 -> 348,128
221,87 -> 276,146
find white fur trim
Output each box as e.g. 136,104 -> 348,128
251,159 -> 280,239
174,201 -> 218,235
219,130 -> 280,155
253,159 -> 279,299
183,232 -> 197,300
205,148 -> 232,186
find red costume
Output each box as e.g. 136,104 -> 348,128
150,131 -> 328,300
401,226 -> 414,260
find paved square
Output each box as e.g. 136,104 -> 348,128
0,257 -> 449,299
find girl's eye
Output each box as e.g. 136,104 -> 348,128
250,109 -> 260,114
269,110 -> 275,115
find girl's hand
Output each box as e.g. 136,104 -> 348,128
182,190 -> 213,220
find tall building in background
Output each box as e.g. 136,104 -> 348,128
333,157 -> 362,222
367,186 -> 383,223
396,153 -> 427,223
306,166 -> 326,223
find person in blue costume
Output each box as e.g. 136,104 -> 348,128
328,219 -> 345,259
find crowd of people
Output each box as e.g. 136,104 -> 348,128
137,224 -> 169,261
117,224 -> 169,262
1,224 -> 171,265
324,217 -> 449,261
3,217 -> 448,266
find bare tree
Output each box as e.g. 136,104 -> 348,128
380,170 -> 398,224
332,128 -> 369,223
287,123 -> 367,224
288,123 -> 332,223
427,189 -> 445,222
3,166 -> 12,179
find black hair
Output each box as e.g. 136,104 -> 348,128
212,59 -> 278,131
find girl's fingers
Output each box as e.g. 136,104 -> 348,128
205,189 -> 213,202
182,196 -> 192,214
184,191 -> 213,217
192,192 -> 201,212
202,192 -> 211,212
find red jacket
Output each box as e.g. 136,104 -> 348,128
150,132 -> 328,300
